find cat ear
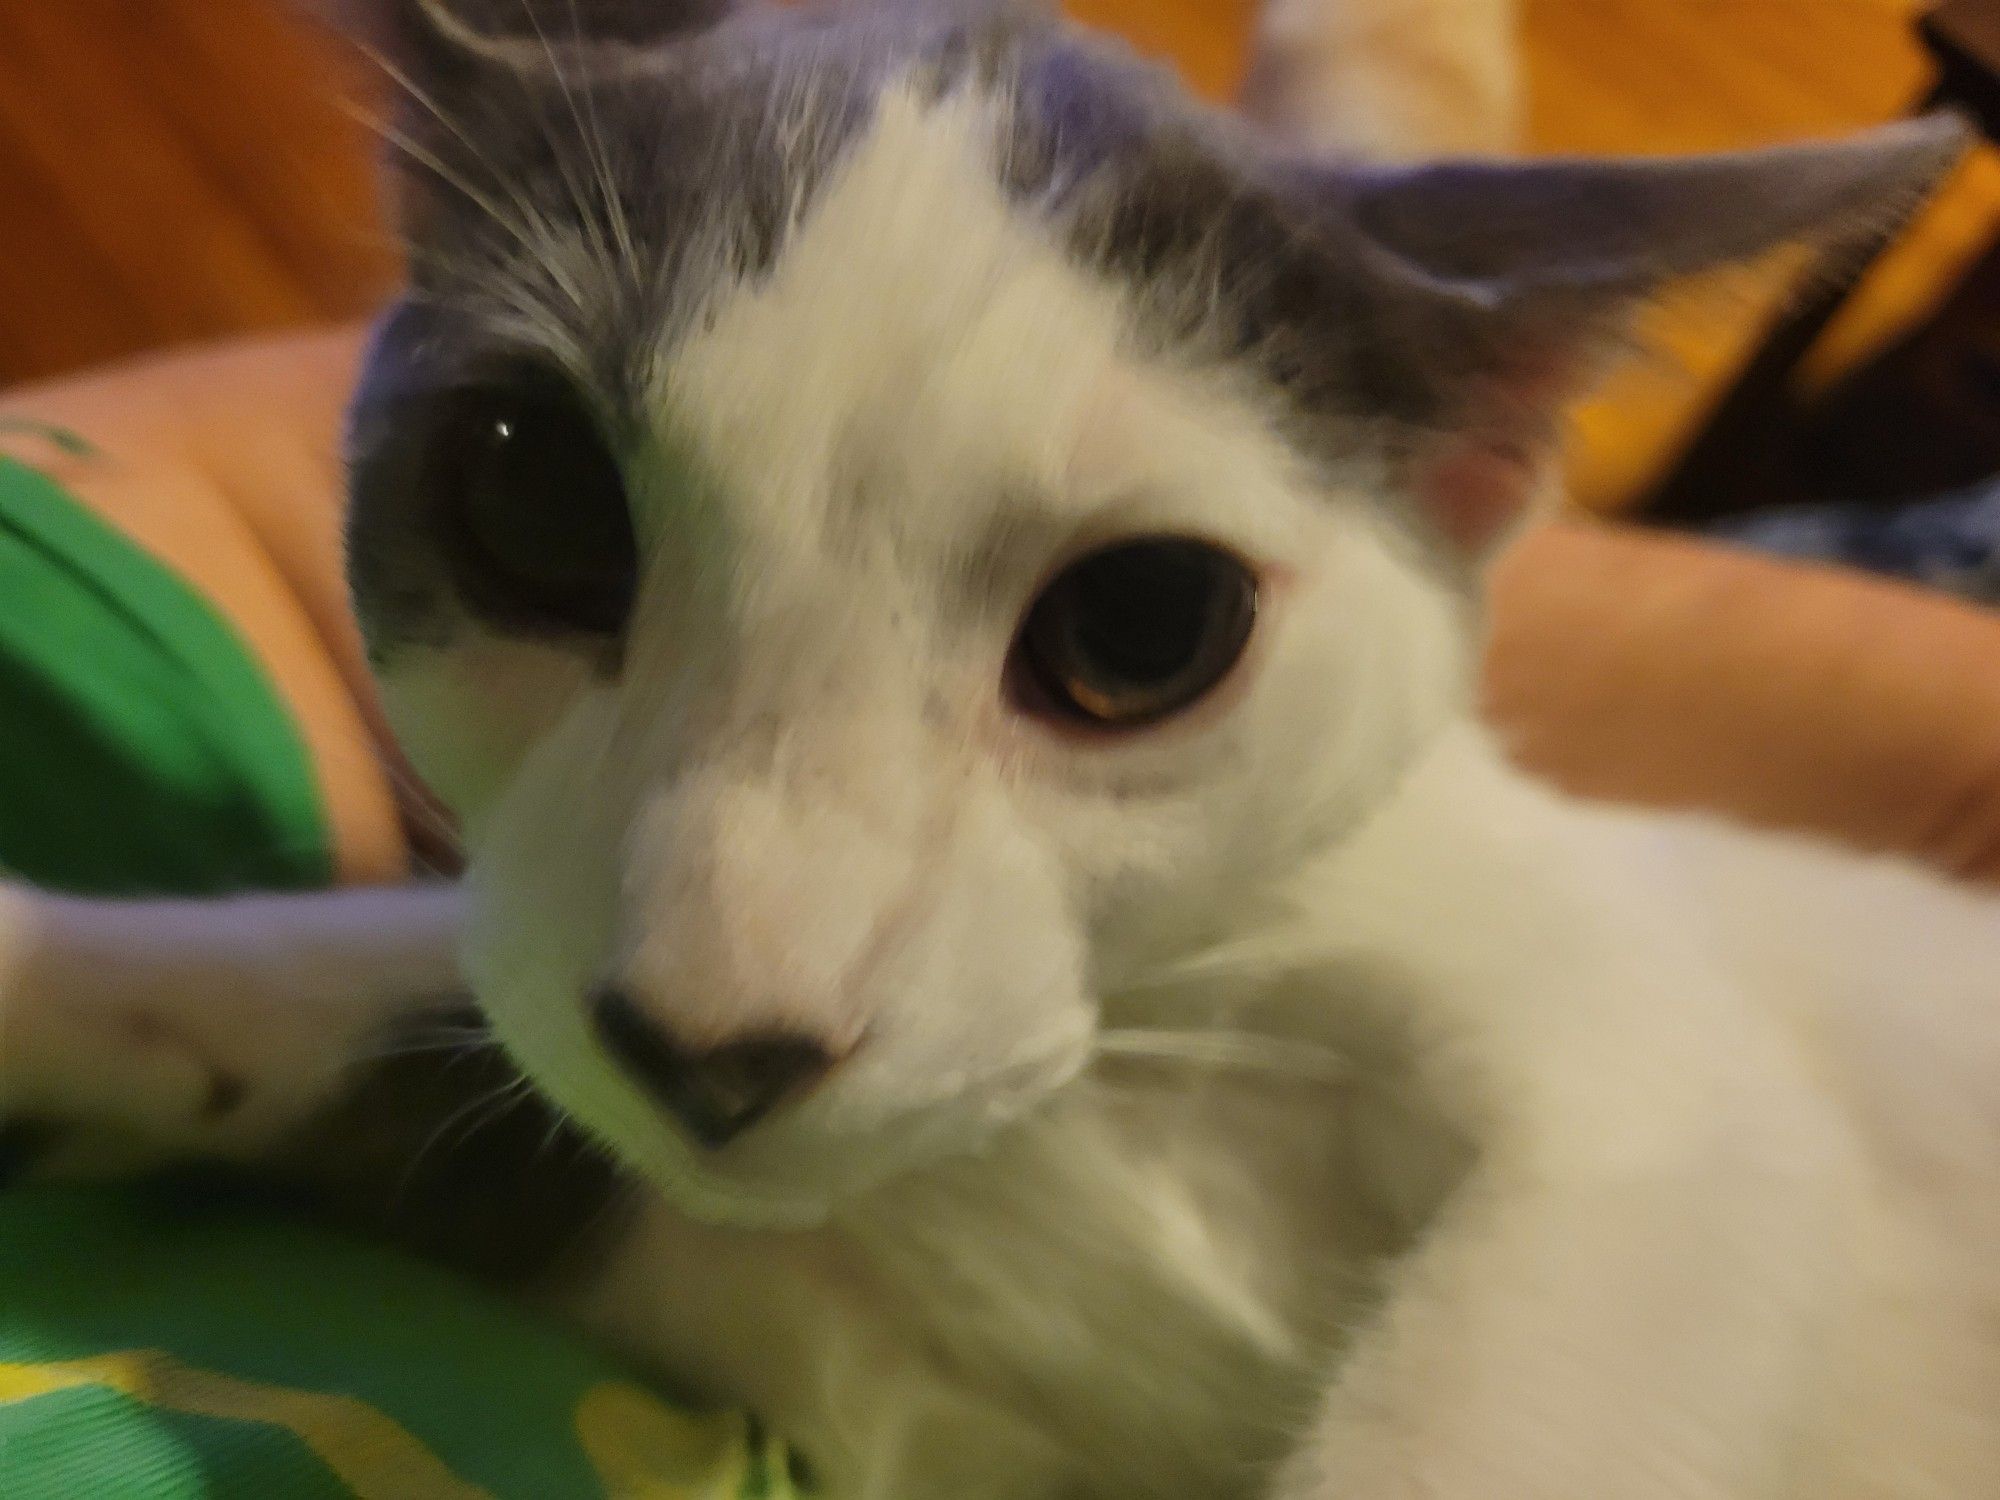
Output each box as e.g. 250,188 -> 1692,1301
329,0 -> 733,73
1333,116 -> 1967,551
844,0 -> 1051,19
1348,117 -> 1964,308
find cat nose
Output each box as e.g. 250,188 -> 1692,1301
589,987 -> 837,1149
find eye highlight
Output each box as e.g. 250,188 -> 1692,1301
425,370 -> 637,636
1011,538 -> 1258,732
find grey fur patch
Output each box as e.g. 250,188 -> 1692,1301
346,0 -> 736,61
1003,39 -> 1488,434
435,0 -> 735,44
345,1 -> 1958,657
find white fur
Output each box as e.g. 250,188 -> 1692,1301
373,86 -> 2000,1497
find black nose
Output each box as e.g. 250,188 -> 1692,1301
590,988 -> 835,1149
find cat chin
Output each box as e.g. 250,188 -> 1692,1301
597,1043 -> 1094,1232
607,1126 -> 901,1231
626,1153 -> 843,1232
611,1133 -> 963,1233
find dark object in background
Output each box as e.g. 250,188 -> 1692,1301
1929,0 -> 2000,136
1647,0 -> 2000,525
1718,476 -> 2000,608
1789,237 -> 2000,506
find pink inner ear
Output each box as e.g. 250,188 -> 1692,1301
1417,438 -> 1545,554
1416,345 -> 1587,554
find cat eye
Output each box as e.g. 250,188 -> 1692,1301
425,373 -> 637,635
1012,538 -> 1258,731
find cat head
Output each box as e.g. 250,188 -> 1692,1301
342,0 -> 1961,1225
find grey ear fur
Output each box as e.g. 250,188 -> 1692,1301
444,0 -> 735,43
1279,116 -> 1966,552
1343,114 -> 1968,314
837,0 -> 1051,19
332,0 -> 734,68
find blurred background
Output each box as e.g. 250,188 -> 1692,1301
0,0 -> 1995,517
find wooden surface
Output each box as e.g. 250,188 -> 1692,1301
1520,0 -> 2000,507
0,3 -> 395,383
0,0 -> 1994,509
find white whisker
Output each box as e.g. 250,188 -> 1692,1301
1094,1029 -> 1357,1088
398,1073 -> 539,1195
357,1030 -> 493,1067
355,41 -> 594,318
563,0 -> 643,281
515,1 -> 626,304
353,108 -> 536,260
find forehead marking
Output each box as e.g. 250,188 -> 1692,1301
659,84 -> 1130,559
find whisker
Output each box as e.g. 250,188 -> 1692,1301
353,1031 -> 495,1070
397,1073 -> 539,1196
1111,940 -> 1326,994
353,41 -> 595,318
351,107 -> 537,259
532,1092 -> 587,1167
562,0 -> 643,280
1093,1029 -> 1357,1088
347,109 -> 600,346
357,42 -> 512,196
514,1 -> 625,303
385,1027 -> 487,1048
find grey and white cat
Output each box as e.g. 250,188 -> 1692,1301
5,1 -> 2000,1496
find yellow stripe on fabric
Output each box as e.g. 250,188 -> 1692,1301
574,1381 -> 759,1499
0,1353 -> 494,1500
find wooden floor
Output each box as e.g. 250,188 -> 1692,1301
1,0 -> 1994,508
0,4 -> 395,382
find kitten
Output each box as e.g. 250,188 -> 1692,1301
4,2 -> 1997,1496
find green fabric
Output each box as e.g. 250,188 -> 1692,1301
0,1185 -> 799,1499
0,455 -> 329,895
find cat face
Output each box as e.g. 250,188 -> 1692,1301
344,0 -> 1959,1225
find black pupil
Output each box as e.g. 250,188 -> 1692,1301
438,380 -> 636,634
1067,546 -> 1221,686
1025,539 -> 1255,727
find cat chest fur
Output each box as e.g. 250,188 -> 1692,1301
558,1066 -> 1451,1499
